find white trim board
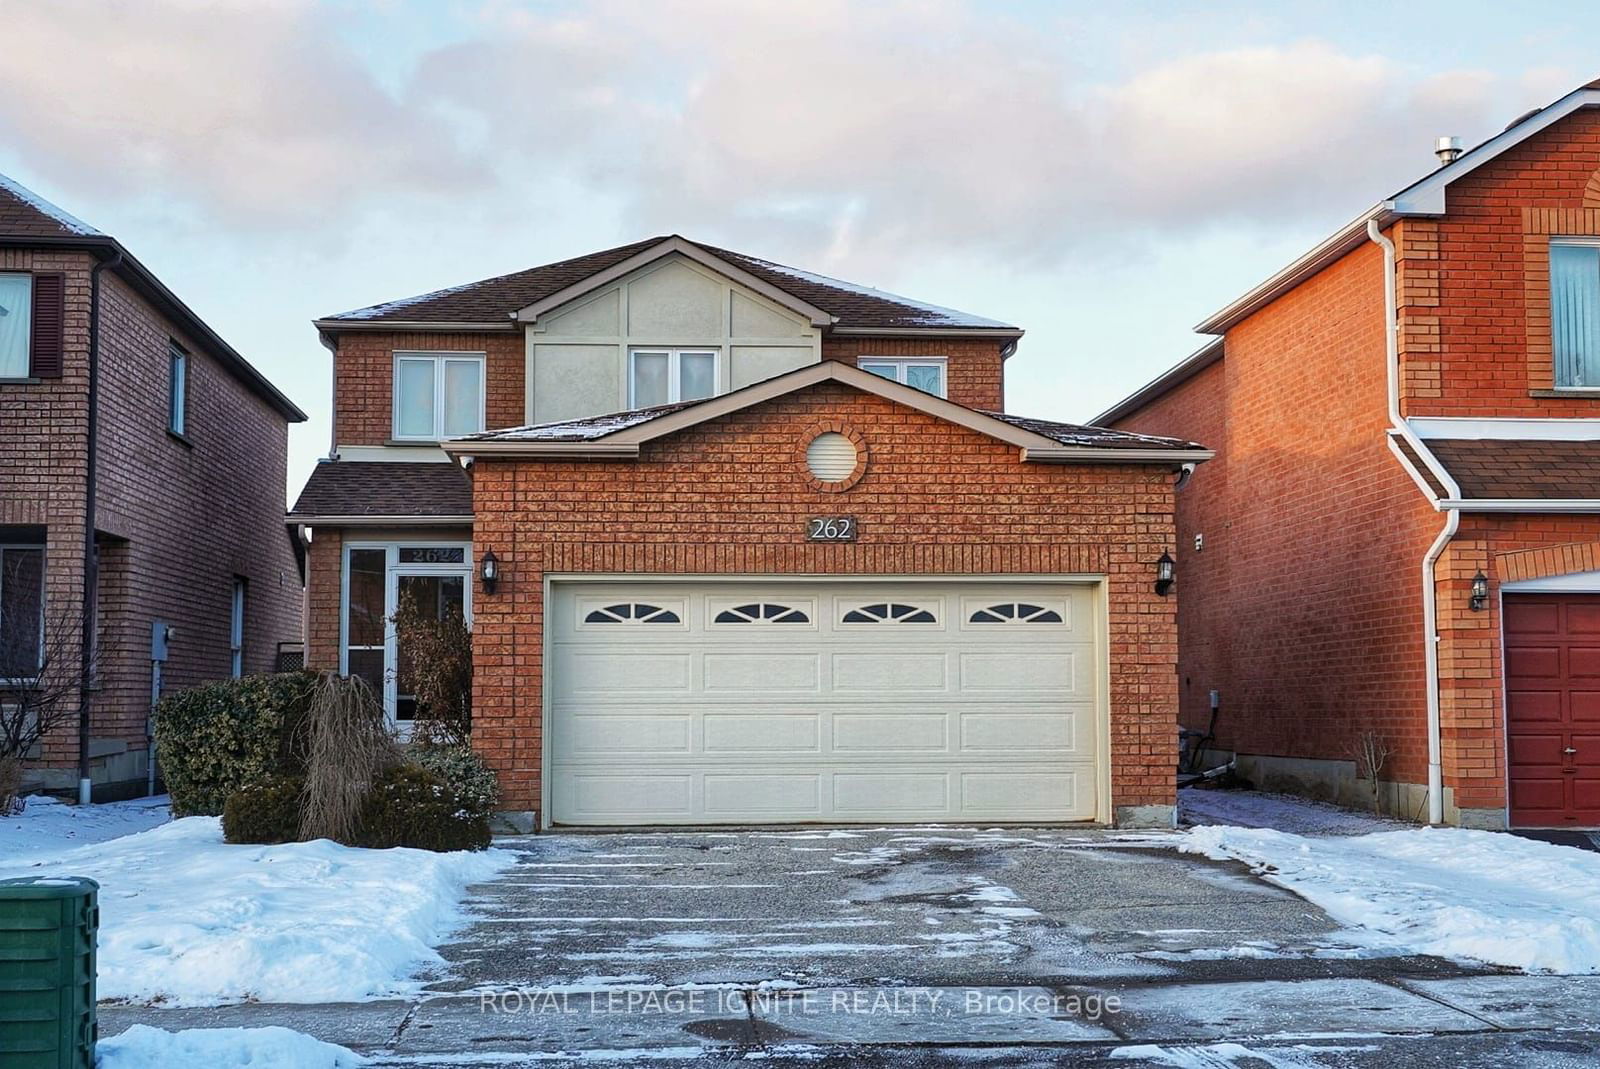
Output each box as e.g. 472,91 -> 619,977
1409,417 -> 1600,441
1502,569 -> 1600,592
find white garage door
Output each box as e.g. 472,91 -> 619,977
547,580 -> 1104,825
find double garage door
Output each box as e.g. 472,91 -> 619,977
547,580 -> 1105,825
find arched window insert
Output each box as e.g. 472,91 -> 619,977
968,602 -> 1063,624
584,603 -> 681,624
714,603 -> 810,624
842,602 -> 936,624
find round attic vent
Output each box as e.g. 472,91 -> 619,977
806,432 -> 859,483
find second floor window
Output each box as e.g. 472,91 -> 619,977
858,358 -> 946,397
393,352 -> 485,440
1551,240 -> 1600,388
0,274 -> 32,378
168,344 -> 188,435
630,349 -> 717,408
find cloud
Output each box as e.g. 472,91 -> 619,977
0,0 -> 1555,269
0,0 -> 483,225
419,3 -> 1520,268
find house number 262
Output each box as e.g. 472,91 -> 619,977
807,516 -> 858,542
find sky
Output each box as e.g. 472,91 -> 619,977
1,0 -> 1597,502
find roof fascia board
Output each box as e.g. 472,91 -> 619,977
1438,498 -> 1600,512
5,233 -> 307,421
1391,89 -> 1600,215
1021,446 -> 1215,464
513,237 -> 835,327
285,514 -> 476,525
1409,416 -> 1600,440
313,318 -> 515,332
1090,338 -> 1225,425
445,441 -> 641,459
828,326 -> 1026,339
1386,435 -> 1443,506
1194,203 -> 1394,334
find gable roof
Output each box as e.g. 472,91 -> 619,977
445,361 -> 1210,465
0,173 -> 306,422
1198,81 -> 1600,336
1096,79 -> 1600,426
319,235 -> 1019,335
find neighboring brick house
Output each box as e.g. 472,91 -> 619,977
291,235 -> 1210,829
1098,79 -> 1600,830
0,175 -> 306,801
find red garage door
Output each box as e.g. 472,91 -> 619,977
1504,594 -> 1600,827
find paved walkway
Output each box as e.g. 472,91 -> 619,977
101,826 -> 1600,1065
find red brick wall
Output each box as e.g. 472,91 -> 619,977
1113,358 -> 1229,737
305,527 -> 343,671
333,330 -> 524,446
469,381 -> 1182,817
822,336 -> 1006,411
1116,243 -> 1443,788
3,251 -> 302,781
1407,107 -> 1600,416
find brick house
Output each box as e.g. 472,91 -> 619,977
1098,79 -> 1600,830
1,174 -> 306,801
291,236 -> 1210,828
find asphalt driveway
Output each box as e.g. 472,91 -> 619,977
103,826 -> 1600,1066
434,826 -> 1390,991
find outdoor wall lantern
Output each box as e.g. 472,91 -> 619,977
1469,570 -> 1488,612
480,549 -> 500,595
1154,552 -> 1176,597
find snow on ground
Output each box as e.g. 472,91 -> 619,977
96,1025 -> 365,1069
0,815 -> 514,1006
1180,788 -> 1410,836
2,794 -> 172,859
1183,823 -> 1600,973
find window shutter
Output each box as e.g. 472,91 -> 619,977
29,272 -> 65,378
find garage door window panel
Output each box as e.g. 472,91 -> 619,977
967,601 -> 1066,625
713,602 -> 811,624
840,601 -> 938,625
584,603 -> 682,624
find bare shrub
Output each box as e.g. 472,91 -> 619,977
296,673 -> 401,844
0,755 -> 21,817
1,590 -> 96,812
391,590 -> 473,747
1350,730 -> 1394,815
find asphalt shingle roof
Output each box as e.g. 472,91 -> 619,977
289,461 -> 474,518
1427,439 -> 1600,499
325,236 -> 1015,330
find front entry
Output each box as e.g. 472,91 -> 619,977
546,579 -> 1107,825
1504,594 -> 1600,827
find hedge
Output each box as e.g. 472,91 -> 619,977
222,773 -> 305,844
354,765 -> 491,852
154,673 -> 316,817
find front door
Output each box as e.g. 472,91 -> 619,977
1504,594 -> 1600,827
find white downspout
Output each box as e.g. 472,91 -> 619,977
1368,218 -> 1457,825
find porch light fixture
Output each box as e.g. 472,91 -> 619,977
1154,552 -> 1176,597
480,549 -> 500,595
1469,570 -> 1488,612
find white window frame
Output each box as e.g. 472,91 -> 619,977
391,351 -> 488,441
0,272 -> 33,379
628,348 -> 720,408
168,344 -> 188,436
339,540 -> 473,729
857,357 -> 947,397
0,542 -> 46,684
229,577 -> 246,678
1549,237 -> 1600,391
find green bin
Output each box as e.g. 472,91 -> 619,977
0,876 -> 97,1069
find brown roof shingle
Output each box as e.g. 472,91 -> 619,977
324,236 -> 1015,331
1428,439 -> 1600,499
0,174 -> 102,238
289,461 -> 473,519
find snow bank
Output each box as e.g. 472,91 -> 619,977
96,1025 -> 365,1069
1184,824 -> 1600,973
2,795 -> 171,859
0,816 -> 513,1005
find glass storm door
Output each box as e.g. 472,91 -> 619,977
342,543 -> 471,726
